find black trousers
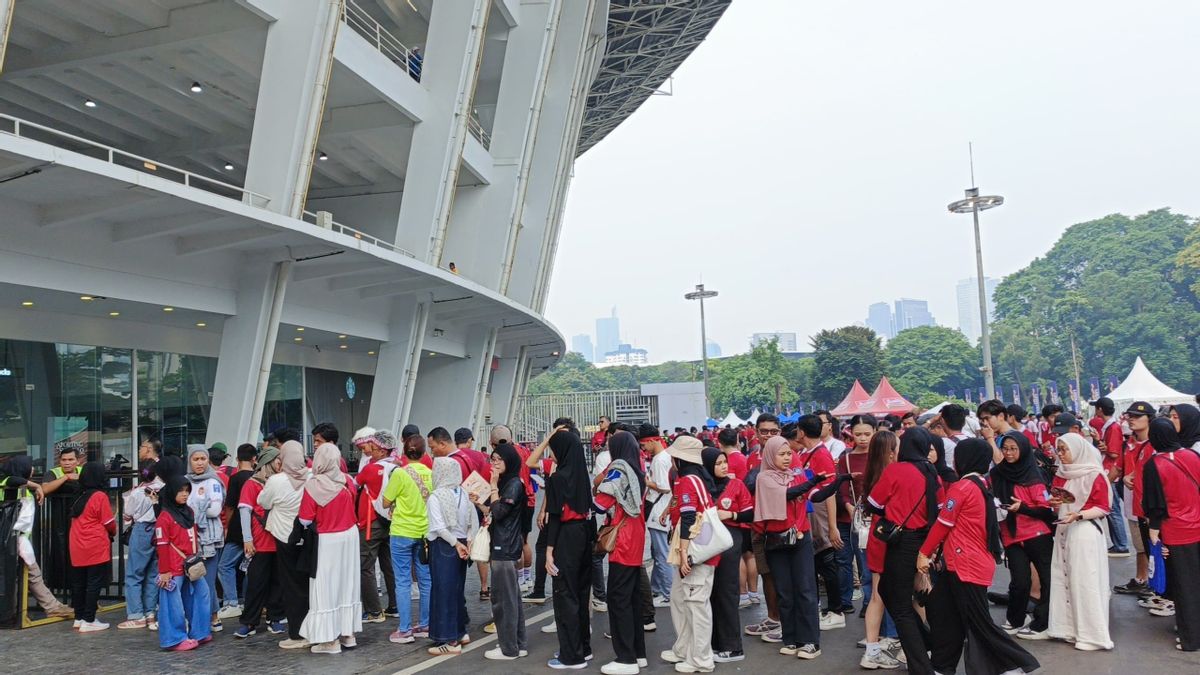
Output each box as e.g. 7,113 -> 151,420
607,562 -> 646,663
71,562 -> 107,622
1167,541 -> 1200,651
638,566 -> 654,626
815,545 -> 843,613
711,528 -> 744,653
274,536 -> 310,640
241,551 -> 283,629
928,570 -> 1040,675
532,522 -> 549,596
591,551 -> 607,602
881,529 -> 932,673
551,520 -> 594,665
766,533 -> 818,647
360,518 -> 397,614
1004,534 -> 1052,632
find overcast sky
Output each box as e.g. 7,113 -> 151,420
544,0 -> 1200,364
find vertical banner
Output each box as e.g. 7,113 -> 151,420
1012,383 -> 1022,405
978,386 -> 987,402
1068,380 -> 1080,412
995,386 -> 1005,403
1048,380 -> 1060,405
948,389 -> 957,401
1031,383 -> 1042,411
964,389 -> 974,404
1107,375 -> 1119,392
1089,378 -> 1101,402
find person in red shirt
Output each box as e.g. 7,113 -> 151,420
296,443 -> 361,654
591,416 -> 610,451
790,415 -> 845,625
703,446 -> 752,663
743,413 -> 782,639
836,415 -> 874,618
69,461 -> 117,631
1116,401 -> 1156,595
155,474 -> 211,651
235,448 -> 286,637
716,428 -> 747,480
354,429 -> 399,621
1141,414 -> 1200,651
917,438 -> 1040,674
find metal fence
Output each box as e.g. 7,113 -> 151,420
511,389 -> 659,445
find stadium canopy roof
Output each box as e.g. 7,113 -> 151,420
578,0 -> 732,155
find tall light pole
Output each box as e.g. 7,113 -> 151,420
948,186 -> 1004,400
685,283 -> 718,417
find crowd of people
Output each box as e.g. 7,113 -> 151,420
2,396 -> 1199,673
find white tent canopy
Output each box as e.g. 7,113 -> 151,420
719,409 -> 745,427
747,407 -> 763,425
1107,357 -> 1195,411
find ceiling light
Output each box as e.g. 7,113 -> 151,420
551,351 -> 560,356
338,334 -> 347,339
109,311 -> 120,317
162,306 -> 174,312
294,337 -> 303,342
223,163 -> 234,171
190,82 -> 203,93
368,351 -> 376,356
80,295 -> 94,301
84,99 -> 97,108
195,322 -> 206,327
318,152 -> 328,161
21,301 -> 34,307
339,344 -> 347,349
428,352 -> 436,357
296,327 -> 304,332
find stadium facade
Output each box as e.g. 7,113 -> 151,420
0,0 -> 728,465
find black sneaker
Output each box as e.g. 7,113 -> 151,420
1114,578 -> 1150,595
383,607 -> 399,617
714,650 -> 745,663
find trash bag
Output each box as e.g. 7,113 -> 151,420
0,501 -> 23,628
1148,541 -> 1167,595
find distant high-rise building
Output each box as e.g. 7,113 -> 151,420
956,277 -> 999,344
595,307 -> 620,363
604,343 -> 649,366
866,302 -> 894,340
751,332 -> 798,352
893,298 -> 935,333
571,334 -> 594,363
705,340 -> 722,358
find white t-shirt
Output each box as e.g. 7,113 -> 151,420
258,473 -> 304,542
647,451 -> 673,532
592,450 -> 612,478
825,438 -> 847,461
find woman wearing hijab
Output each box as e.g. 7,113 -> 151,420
472,443 -> 528,661
426,457 -> 477,655
918,438 -> 1040,675
989,431 -> 1054,640
296,443 -> 361,654
68,461 -> 116,632
185,447 -> 225,630
259,439 -> 311,648
1141,417 -> 1200,651
704,445 -> 753,664
1046,433 -> 1114,651
544,426 -> 596,669
591,431 -> 649,674
930,437 -> 959,484
235,447 -> 286,638
155,474 -> 211,651
1170,403 -> 1200,450
866,426 -> 943,672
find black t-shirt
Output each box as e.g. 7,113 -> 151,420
225,469 -> 254,544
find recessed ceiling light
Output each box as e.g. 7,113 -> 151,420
294,337 -> 303,342
428,352 -> 436,357
162,306 -> 174,312
551,351 -> 560,356
21,301 -> 34,307
84,99 -> 97,108
368,351 -> 376,356
195,322 -> 206,327
337,334 -> 347,339
109,311 -> 120,317
339,344 -> 347,349
296,327 -> 305,332
190,82 -> 203,93
223,163 -> 234,171
80,295 -> 94,301
318,152 -> 328,161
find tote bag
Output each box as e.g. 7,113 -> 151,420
469,519 -> 491,563
682,475 -> 733,565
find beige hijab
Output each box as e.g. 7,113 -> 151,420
754,436 -> 793,521
305,443 -> 346,507
279,440 -> 308,491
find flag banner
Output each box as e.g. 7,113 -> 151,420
964,389 -> 973,404
978,386 -> 987,402
996,386 -> 1005,403
1012,384 -> 1022,405
1032,383 -> 1042,410
1068,380 -> 1080,412
1089,378 -> 1101,402
1107,375 -> 1119,392
948,389 -> 957,401
1048,380 -> 1060,404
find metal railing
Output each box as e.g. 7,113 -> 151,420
511,389 -> 660,445
467,111 -> 492,150
301,209 -> 417,258
0,114 -> 271,208
343,0 -> 421,81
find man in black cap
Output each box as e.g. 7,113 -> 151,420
401,424 -> 421,443
1090,396 -> 1131,557
1115,401 -> 1157,594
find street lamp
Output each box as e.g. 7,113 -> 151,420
948,186 -> 1004,400
685,283 -> 718,418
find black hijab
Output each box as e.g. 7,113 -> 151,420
607,431 -> 646,495
932,437 -> 959,484
547,429 -> 592,515
154,455 -> 185,482
71,461 -> 107,518
492,442 -> 524,493
898,427 -> 940,524
990,431 -> 1049,535
676,456 -> 716,495
1172,404 -> 1200,448
160,474 -> 195,529
953,438 -> 1004,562
1149,417 -> 1183,453
701,446 -> 728,498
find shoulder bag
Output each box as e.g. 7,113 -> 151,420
681,475 -> 734,564
170,542 -> 207,582
873,492 -> 924,544
845,457 -> 871,549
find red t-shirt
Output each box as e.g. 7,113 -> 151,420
239,479 -> 275,553
594,492 -> 647,567
671,474 -> 719,566
836,451 -> 869,524
715,478 -> 753,530
724,450 -> 747,481
1149,451 -> 1200,546
450,448 -> 491,482
560,502 -> 587,523
1039,421 -> 1058,452
746,450 -> 762,473
356,458 -> 392,530
155,512 -> 197,577
998,483 -> 1052,547
1125,439 -> 1153,518
797,444 -> 837,501
1050,474 -> 1111,513
591,430 -> 607,449
69,492 -> 116,566
298,487 -> 357,534
921,479 -> 994,586
514,443 -> 536,507
754,471 -> 812,535
867,462 -> 943,530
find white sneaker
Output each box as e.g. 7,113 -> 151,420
601,661 -> 639,675
652,595 -> 671,608
72,620 -> 82,630
738,594 -> 752,608
311,640 -> 342,654
860,650 -> 901,669
819,611 -> 845,630
1016,627 -> 1049,641
485,647 -> 519,660
660,650 -> 684,663
592,599 -> 609,612
217,604 -> 242,620
749,592 -> 761,604
852,587 -> 864,601
79,620 -> 110,632
541,623 -> 558,633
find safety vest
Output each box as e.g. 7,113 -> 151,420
50,466 -> 81,480
0,476 -> 29,500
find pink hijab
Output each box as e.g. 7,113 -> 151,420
754,436 -> 793,521
304,443 -> 347,507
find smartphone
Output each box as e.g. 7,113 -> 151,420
165,578 -> 177,592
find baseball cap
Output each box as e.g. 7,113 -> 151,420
1053,411 -> 1080,435
1090,396 -> 1115,415
453,427 -> 474,445
1125,401 -> 1156,417
400,424 -> 420,440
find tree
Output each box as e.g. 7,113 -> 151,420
885,326 -> 978,399
810,326 -> 885,404
708,339 -> 797,415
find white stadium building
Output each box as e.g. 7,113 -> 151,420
0,0 -> 728,464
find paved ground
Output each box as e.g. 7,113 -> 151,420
3,552 -> 1197,674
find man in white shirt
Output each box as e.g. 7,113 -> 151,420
817,410 -> 847,460
639,423 -> 674,606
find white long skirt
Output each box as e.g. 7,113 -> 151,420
1047,520 -> 1114,650
300,527 -> 363,644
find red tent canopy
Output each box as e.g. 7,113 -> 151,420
830,379 -> 872,417
858,377 -> 915,416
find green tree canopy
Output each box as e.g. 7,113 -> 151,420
810,326 -> 885,404
708,339 -> 798,415
885,326 -> 978,398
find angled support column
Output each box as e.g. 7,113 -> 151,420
469,327 -> 499,440
366,295 -> 428,432
0,0 -> 15,74
487,345 -> 527,427
408,324 -> 492,432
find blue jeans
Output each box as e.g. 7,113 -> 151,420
835,522 -> 857,610
125,522 -> 158,620
216,543 -> 244,606
1107,482 -> 1129,550
390,535 -> 431,631
158,575 -> 212,648
201,547 -> 221,616
648,528 -> 673,598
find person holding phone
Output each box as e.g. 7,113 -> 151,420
155,475 -> 211,651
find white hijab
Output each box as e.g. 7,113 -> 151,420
1056,432 -> 1106,515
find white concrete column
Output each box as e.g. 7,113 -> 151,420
487,345 -> 526,426
366,295 -> 427,432
205,262 -> 290,446
244,0 -> 341,217
469,327 -> 499,440
0,0 -> 16,74
441,0 -> 561,290
392,0 -> 489,263
408,324 -> 492,432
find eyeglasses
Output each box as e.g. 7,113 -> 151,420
759,428 -> 781,436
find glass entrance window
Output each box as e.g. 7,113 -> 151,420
136,351 -> 217,455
